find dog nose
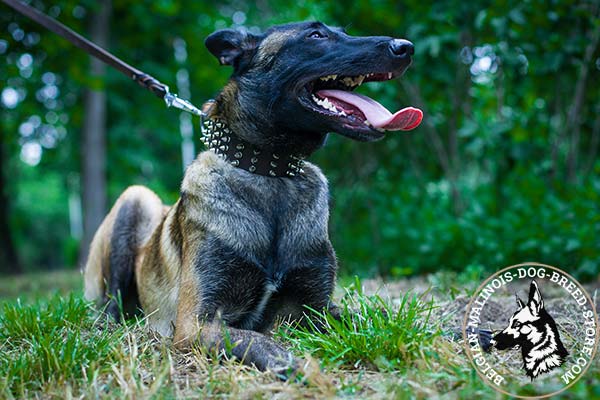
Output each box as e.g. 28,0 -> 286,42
389,39 -> 414,58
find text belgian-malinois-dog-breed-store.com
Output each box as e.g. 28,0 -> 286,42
84,21 -> 423,377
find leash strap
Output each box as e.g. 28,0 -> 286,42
2,0 -> 204,117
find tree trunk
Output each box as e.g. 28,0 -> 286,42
78,0 -> 111,266
566,10 -> 600,183
0,128 -> 22,274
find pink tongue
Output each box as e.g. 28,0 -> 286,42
317,89 -> 423,131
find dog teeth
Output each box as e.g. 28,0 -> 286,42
319,74 -> 366,88
312,94 -> 347,116
341,77 -> 354,86
341,75 -> 365,88
320,74 -> 338,81
319,98 -> 337,112
388,72 -> 393,79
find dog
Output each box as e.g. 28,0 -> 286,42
83,21 -> 422,377
490,280 -> 568,379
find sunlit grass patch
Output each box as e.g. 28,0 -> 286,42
277,277 -> 440,372
0,294 -> 121,396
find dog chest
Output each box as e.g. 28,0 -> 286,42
194,227 -> 335,330
183,154 -> 336,329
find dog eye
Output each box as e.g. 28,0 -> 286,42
308,31 -> 326,39
512,321 -> 521,329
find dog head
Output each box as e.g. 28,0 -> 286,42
205,21 -> 422,153
490,280 -> 546,350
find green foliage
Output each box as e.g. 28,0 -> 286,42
331,170 -> 600,280
277,277 -> 440,371
1,0 -> 599,279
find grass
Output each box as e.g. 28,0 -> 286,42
0,295 -> 122,396
0,269 -> 81,301
0,271 -> 598,399
277,277 -> 439,372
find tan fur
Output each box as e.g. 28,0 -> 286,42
256,31 -> 295,65
172,263 -> 203,348
88,156 -> 218,336
84,185 -> 163,305
134,204 -> 183,336
83,214 -> 112,304
214,81 -> 239,121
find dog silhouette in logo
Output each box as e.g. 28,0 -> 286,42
490,280 -> 568,379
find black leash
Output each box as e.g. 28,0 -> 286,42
3,0 -> 308,177
2,0 -> 204,117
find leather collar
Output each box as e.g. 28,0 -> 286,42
200,117 -> 306,178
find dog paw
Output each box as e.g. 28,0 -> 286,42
229,332 -> 298,379
266,351 -> 299,381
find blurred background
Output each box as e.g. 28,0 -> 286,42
1,0 -> 599,281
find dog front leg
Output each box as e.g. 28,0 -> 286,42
173,271 -> 297,378
175,317 -> 297,377
200,321 -> 297,377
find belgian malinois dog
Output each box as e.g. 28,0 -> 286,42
84,21 -> 422,377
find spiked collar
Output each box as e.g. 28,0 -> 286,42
200,116 -> 306,177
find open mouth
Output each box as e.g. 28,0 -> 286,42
302,72 -> 423,134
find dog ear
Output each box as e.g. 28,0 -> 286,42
205,29 -> 261,66
527,280 -> 543,316
515,294 -> 525,310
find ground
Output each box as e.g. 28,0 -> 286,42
0,269 -> 598,399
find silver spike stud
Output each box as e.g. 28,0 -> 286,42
269,170 -> 276,176
231,160 -> 239,166
251,157 -> 258,164
272,153 -> 280,160
234,152 -> 243,159
270,161 -> 277,168
236,144 -> 245,150
253,150 -> 261,155
249,165 -> 256,172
